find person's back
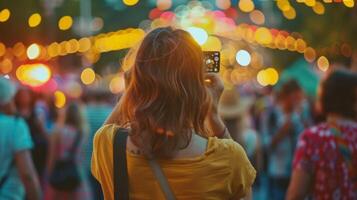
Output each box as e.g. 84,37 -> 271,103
0,114 -> 33,199
92,124 -> 256,200
91,27 -> 256,199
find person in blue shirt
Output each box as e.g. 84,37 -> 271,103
0,77 -> 41,200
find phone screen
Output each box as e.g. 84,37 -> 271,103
203,51 -> 220,73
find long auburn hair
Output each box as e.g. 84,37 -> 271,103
117,27 -> 211,158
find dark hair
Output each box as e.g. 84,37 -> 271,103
320,70 -> 357,119
277,79 -> 302,100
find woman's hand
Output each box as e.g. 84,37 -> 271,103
204,73 -> 231,139
205,73 -> 224,110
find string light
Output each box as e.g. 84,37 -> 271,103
249,10 -> 265,25
81,68 -> 96,85
239,0 -> 255,13
54,91 -> 66,108
58,16 -> 73,31
343,0 -> 355,8
317,56 -> 329,71
16,63 -> 51,87
0,9 -> 10,22
123,0 -> 139,6
28,13 -> 42,27
27,43 -> 41,60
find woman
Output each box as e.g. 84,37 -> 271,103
287,70 -> 357,199
15,88 -> 49,184
0,77 -> 41,200
45,102 -> 91,200
92,27 -> 256,199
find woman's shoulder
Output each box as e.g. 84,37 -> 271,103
209,137 -> 249,160
93,123 -> 119,145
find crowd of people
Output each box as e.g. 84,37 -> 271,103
0,27 -> 357,200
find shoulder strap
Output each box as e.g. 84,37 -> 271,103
113,128 -> 129,200
148,159 -> 176,200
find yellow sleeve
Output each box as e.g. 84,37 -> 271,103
91,124 -> 117,200
230,142 -> 257,199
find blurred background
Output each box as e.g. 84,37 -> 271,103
0,0 -> 357,199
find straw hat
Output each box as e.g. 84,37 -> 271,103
0,77 -> 17,105
218,89 -> 254,119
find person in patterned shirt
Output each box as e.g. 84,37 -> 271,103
287,69 -> 357,200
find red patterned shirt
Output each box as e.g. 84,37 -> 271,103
293,121 -> 357,200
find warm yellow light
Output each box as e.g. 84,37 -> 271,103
0,9 -> 10,22
295,39 -> 307,53
58,16 -> 73,31
123,0 -> 139,6
157,0 -> 172,10
0,42 -> 6,57
78,38 -> 91,52
187,27 -> 208,45
109,76 -> 125,94
323,0 -> 333,2
0,58 -> 13,74
343,0 -> 355,7
239,0 -> 255,13
54,91 -> 66,108
285,36 -> 296,51
28,13 -> 42,27
265,68 -> 279,85
313,2 -> 325,15
304,47 -> 316,63
317,56 -> 329,71
254,27 -> 272,45
16,63 -> 51,87
257,69 -> 268,86
81,68 -> 96,85
283,7 -> 296,20
47,42 -> 60,58
202,36 -> 222,51
277,0 -> 291,11
249,10 -> 265,25
27,43 -> 41,60
216,0 -> 231,10
305,0 -> 316,7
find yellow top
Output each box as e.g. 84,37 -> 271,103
92,124 -> 256,200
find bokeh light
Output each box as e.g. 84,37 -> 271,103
157,0 -> 172,10
317,56 -> 329,71
54,91 -> 66,108
81,68 -> 96,85
283,7 -> 296,20
28,13 -> 42,27
239,0 -> 255,13
0,43 -> 6,57
58,16 -> 73,31
216,0 -> 231,10
16,63 -> 51,87
0,58 -> 13,74
255,27 -> 273,45
343,0 -> 355,8
123,0 -> 139,6
305,0 -> 316,7
0,9 -> 10,22
304,47 -> 316,63
235,50 -> 251,66
312,2 -> 325,15
187,27 -> 208,45
27,43 -> 41,60
257,68 -> 279,86
109,76 -> 125,94
202,36 -> 222,51
249,10 -> 265,25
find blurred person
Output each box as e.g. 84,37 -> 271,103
15,88 -> 49,184
45,102 -> 92,200
262,79 -> 305,200
83,91 -> 113,200
219,89 -> 264,200
287,70 -> 357,199
0,77 -> 42,200
92,27 -> 256,199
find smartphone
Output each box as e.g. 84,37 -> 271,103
203,51 -> 220,73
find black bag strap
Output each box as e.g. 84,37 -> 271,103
113,128 -> 129,200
